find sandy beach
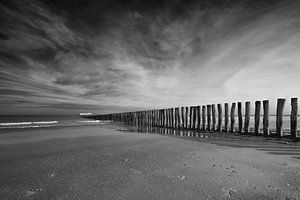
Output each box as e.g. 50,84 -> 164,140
0,124 -> 299,200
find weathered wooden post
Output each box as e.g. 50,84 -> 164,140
165,109 -> 168,127
152,110 -> 155,126
207,105 -> 212,131
171,108 -> 174,128
224,103 -> 229,132
189,106 -> 193,129
244,102 -> 250,134
197,106 -> 201,130
192,106 -> 196,129
290,98 -> 298,138
155,110 -> 158,126
181,107 -> 184,128
167,109 -> 170,127
217,104 -> 222,132
162,109 -> 165,127
202,105 -> 206,130
190,107 -> 193,129
169,108 -> 173,128
254,101 -> 261,135
168,108 -> 171,127
193,106 -> 197,129
154,110 -> 157,126
153,110 -> 156,126
212,104 -> 216,131
160,110 -> 163,127
276,98 -> 286,137
175,107 -> 180,128
238,102 -> 243,133
161,109 -> 164,127
185,106 -> 189,129
263,100 -> 269,136
174,108 -> 177,128
230,103 -> 236,133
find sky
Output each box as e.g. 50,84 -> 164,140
0,0 -> 300,115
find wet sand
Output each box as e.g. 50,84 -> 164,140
0,124 -> 299,200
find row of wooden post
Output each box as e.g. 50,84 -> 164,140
90,98 -> 299,138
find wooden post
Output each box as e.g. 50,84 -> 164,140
224,103 -> 229,132
171,108 -> 174,128
244,102 -> 250,134
193,106 -> 197,129
230,103 -> 236,133
189,106 -> 193,129
290,98 -> 298,138
176,107 -> 180,128
202,106 -> 206,130
174,108 -> 177,128
165,109 -> 168,127
207,105 -> 211,131
238,102 -> 243,133
276,98 -> 286,137
197,106 -> 201,130
185,106 -> 189,129
181,107 -> 185,128
167,108 -> 170,128
254,101 -> 261,135
169,109 -> 171,128
263,100 -> 269,136
212,104 -> 216,131
217,104 -> 222,132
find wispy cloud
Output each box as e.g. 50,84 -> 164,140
0,0 -> 300,114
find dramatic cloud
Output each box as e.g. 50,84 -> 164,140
0,0 -> 300,114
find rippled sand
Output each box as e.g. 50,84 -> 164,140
0,124 -> 299,199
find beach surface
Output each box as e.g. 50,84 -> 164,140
0,124 -> 299,200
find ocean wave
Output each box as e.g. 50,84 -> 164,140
0,125 -> 53,129
80,120 -> 101,123
0,121 -> 58,126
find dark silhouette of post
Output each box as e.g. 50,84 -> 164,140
230,103 -> 236,133
197,106 -> 201,130
193,106 -> 197,129
207,105 -> 212,131
217,104 -> 222,132
202,105 -> 206,130
263,100 -> 269,136
244,102 -> 250,134
171,108 -> 174,128
185,106 -> 189,129
175,107 -> 179,128
189,106 -> 193,129
238,102 -> 243,133
290,98 -> 298,138
254,101 -> 261,135
224,103 -> 229,132
212,104 -> 216,131
181,107 -> 185,128
276,98 -> 285,137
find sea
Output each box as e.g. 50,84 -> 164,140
0,115 -> 298,133
0,115 -> 108,131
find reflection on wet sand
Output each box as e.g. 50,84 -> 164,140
113,123 -> 300,160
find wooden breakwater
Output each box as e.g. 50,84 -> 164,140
85,98 -> 300,139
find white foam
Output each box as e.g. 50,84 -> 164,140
0,121 -> 58,126
0,122 -> 32,126
0,125 -> 53,129
32,121 -> 58,125
80,120 -> 101,123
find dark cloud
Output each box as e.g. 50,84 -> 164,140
0,0 -> 299,114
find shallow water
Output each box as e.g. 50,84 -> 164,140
0,115 -> 109,131
108,122 -> 300,160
